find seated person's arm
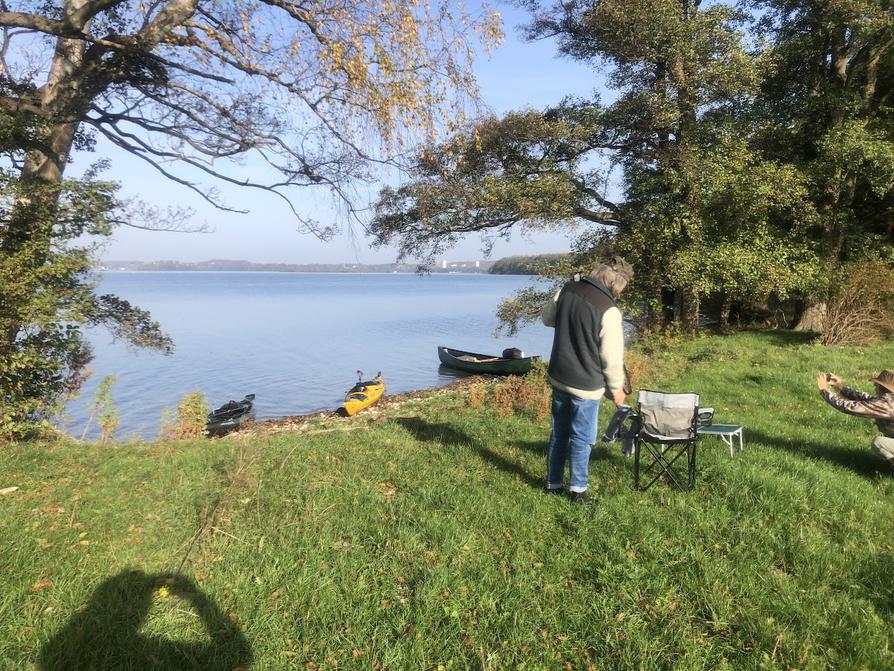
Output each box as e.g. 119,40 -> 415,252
821,388 -> 891,419
827,374 -> 873,401
838,387 -> 873,402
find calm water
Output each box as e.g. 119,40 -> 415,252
66,272 -> 554,438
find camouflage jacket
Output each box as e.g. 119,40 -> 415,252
821,387 -> 894,438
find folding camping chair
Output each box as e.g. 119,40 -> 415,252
633,390 -> 700,490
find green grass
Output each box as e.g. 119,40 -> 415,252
2,331 -> 893,670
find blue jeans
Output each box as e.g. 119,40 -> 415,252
546,387 -> 600,493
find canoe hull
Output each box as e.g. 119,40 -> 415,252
438,346 -> 538,375
338,376 -> 385,416
206,394 -> 255,436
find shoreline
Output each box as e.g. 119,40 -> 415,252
238,375 -> 487,437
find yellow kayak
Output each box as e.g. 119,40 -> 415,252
337,372 -> 385,416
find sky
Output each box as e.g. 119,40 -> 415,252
95,3 -> 605,264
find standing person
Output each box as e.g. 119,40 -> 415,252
816,370 -> 894,467
542,256 -> 633,504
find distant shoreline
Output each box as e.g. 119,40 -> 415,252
99,269 -> 515,276
99,259 -> 498,274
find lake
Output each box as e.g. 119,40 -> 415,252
66,272 -> 554,439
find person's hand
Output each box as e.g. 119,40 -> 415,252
827,373 -> 843,389
816,373 -> 828,391
612,389 -> 626,406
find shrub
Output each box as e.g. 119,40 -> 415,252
158,407 -> 176,442
821,260 -> 894,346
624,350 -> 651,392
471,361 -> 551,420
174,391 -> 208,439
80,375 -> 117,443
491,378 -> 518,418
97,401 -> 120,445
466,383 -> 487,408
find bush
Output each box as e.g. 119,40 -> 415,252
174,391 -> 208,439
624,349 -> 651,392
79,375 -> 118,443
821,260 -> 894,346
467,383 -> 487,408
158,407 -> 176,442
468,361 -> 551,420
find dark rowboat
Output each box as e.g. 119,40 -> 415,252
438,346 -> 539,375
206,394 -> 255,436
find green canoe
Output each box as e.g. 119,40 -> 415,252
438,346 -> 539,375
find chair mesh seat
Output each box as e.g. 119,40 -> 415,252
634,390 -> 700,490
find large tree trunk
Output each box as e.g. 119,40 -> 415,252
660,286 -> 676,327
719,297 -> 731,330
0,11 -> 89,357
794,299 -> 827,332
682,287 -> 700,334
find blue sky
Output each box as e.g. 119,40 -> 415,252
98,3 -> 603,264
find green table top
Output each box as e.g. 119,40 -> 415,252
698,424 -> 742,434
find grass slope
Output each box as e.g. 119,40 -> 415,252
1,331 -> 893,670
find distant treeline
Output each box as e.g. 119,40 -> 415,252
103,259 -> 496,274
488,254 -> 569,275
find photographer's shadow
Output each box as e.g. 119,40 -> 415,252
39,570 -> 251,671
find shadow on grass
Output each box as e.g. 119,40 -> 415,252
858,550 -> 894,617
513,439 -> 545,455
394,416 -> 542,490
38,570 -> 251,671
748,428 -> 889,479
741,329 -> 819,347
514,439 -> 620,462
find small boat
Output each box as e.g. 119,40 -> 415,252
438,346 -> 539,375
337,372 -> 385,416
206,394 -> 255,436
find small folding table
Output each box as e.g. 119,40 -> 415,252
697,423 -> 744,456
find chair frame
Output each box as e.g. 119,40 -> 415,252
633,390 -> 700,491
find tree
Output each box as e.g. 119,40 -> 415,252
753,0 -> 894,330
0,0 -> 500,433
0,165 -> 172,438
373,0 -> 817,332
371,107 -> 620,264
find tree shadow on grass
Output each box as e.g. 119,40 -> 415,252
393,416 -> 542,490
735,329 -> 818,347
514,439 -> 619,462
857,550 -> 894,617
514,439 -> 545,455
38,570 -> 251,671
747,428 -> 889,480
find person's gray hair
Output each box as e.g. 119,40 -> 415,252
590,255 -> 633,299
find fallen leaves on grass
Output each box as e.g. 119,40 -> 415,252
0,486 -> 19,495
377,480 -> 397,500
31,579 -> 53,590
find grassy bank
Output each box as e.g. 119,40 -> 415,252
1,331 -> 893,670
